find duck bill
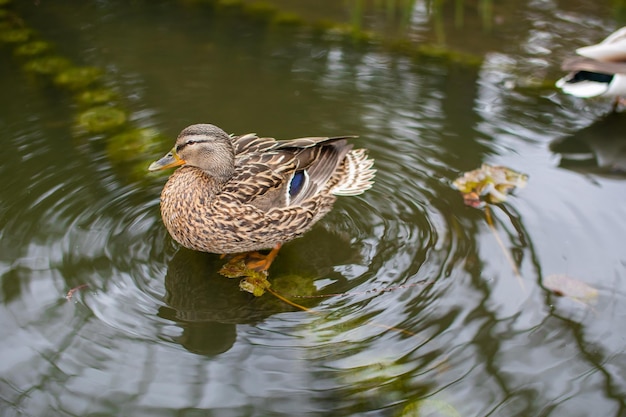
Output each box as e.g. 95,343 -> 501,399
148,148 -> 186,171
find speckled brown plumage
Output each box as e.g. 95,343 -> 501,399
149,124 -> 375,254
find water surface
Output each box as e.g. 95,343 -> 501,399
1,1 -> 626,416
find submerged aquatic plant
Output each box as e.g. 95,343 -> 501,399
76,88 -> 119,106
106,128 -> 164,164
54,66 -> 102,90
0,27 -> 34,44
14,40 -> 53,57
23,55 -> 72,75
76,106 -> 127,134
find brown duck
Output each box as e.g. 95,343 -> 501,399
149,124 -> 375,271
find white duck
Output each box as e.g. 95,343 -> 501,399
556,27 -> 626,109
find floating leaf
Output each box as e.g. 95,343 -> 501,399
239,273 -> 271,297
218,258 -> 249,278
219,257 -> 271,296
544,274 -> 598,304
453,164 -> 528,207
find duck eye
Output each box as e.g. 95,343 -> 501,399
176,140 -> 197,152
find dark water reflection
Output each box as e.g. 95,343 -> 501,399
2,1 -> 626,416
551,112 -> 626,175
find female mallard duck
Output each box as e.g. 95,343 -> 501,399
556,27 -> 626,109
149,124 -> 375,271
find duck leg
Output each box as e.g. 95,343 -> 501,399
219,243 -> 283,278
246,243 -> 282,272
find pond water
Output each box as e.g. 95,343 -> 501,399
2,1 -> 626,416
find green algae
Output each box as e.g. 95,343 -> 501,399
54,66 -> 103,90
0,27 -> 33,44
76,106 -> 127,134
76,88 -> 119,106
13,40 -> 53,57
106,128 -> 164,164
23,55 -> 72,75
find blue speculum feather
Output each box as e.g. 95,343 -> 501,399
289,170 -> 306,197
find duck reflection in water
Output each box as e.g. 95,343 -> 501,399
157,224 -> 362,355
551,112 -> 626,176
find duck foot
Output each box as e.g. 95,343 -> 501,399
219,243 -> 283,276
218,245 -> 282,297
246,243 -> 282,272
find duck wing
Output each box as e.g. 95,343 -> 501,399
222,136 -> 355,210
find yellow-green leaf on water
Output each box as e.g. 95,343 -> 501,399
218,258 -> 271,296
453,164 -> 528,207
218,259 -> 249,278
239,272 -> 271,297
544,274 -> 599,304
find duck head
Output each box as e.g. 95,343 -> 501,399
149,124 -> 236,181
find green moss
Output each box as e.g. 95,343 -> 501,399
13,40 -> 53,57
54,66 -> 102,90
23,55 -> 72,75
76,88 -> 119,106
0,0 -> 12,6
76,106 -> 127,134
